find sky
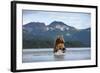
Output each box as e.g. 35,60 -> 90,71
22,10 -> 91,29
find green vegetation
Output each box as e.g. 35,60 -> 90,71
65,41 -> 88,47
23,39 -> 89,49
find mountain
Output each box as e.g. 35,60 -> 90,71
71,28 -> 91,46
23,22 -> 47,40
48,21 -> 76,31
23,22 -> 47,32
22,21 -> 91,48
23,21 -> 77,39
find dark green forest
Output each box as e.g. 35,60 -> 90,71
23,39 -> 89,49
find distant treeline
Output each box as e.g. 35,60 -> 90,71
23,39 -> 90,49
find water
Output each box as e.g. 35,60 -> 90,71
22,48 -> 91,63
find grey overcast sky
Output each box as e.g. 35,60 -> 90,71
23,10 -> 91,29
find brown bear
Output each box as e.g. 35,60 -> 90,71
54,35 -> 65,54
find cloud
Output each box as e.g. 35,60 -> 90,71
23,10 -> 91,29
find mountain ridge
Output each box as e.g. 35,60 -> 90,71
22,21 -> 91,48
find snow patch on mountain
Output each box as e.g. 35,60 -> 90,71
66,33 -> 71,36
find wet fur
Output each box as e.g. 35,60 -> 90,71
54,36 -> 65,53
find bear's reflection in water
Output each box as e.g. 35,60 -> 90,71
54,55 -> 65,61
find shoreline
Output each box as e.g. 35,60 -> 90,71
23,48 -> 90,52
